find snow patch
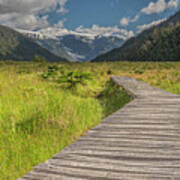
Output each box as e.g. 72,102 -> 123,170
64,47 -> 86,61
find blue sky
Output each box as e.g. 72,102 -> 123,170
0,0 -> 180,37
64,0 -> 146,29
63,0 -> 180,30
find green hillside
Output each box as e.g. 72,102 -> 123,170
0,25 -> 67,62
93,10 -> 180,62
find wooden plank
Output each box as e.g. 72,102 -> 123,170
19,77 -> 180,180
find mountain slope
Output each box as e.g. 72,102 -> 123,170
93,10 -> 180,62
19,29 -> 125,62
36,38 -> 76,62
59,34 -> 124,62
0,25 -> 67,62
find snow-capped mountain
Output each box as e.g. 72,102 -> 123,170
17,28 -> 129,62
58,34 -> 124,62
18,29 -> 76,62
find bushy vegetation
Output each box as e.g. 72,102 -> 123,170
0,61 -> 180,179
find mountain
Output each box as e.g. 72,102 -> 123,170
18,29 -> 75,62
92,10 -> 180,62
0,25 -> 67,62
59,34 -> 124,62
36,39 -> 75,62
18,28 -> 125,62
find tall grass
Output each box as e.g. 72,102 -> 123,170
0,61 -> 180,179
0,62 -> 131,179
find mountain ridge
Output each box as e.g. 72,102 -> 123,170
92,10 -> 180,62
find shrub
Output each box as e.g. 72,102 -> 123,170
42,65 -> 93,88
33,55 -> 47,63
57,71 -> 93,88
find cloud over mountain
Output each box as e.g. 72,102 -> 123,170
137,18 -> 167,33
120,0 -> 179,28
0,0 -> 68,30
120,15 -> 139,27
141,0 -> 179,15
75,25 -> 134,40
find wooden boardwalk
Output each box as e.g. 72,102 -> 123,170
20,76 -> 180,180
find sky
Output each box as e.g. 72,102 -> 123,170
0,0 -> 180,39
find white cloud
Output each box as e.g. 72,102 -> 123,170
120,0 -> 179,27
0,0 -> 68,30
131,15 -> 140,22
141,0 -> 179,15
54,19 -> 66,28
168,0 -> 179,8
75,24 -> 134,40
137,18 -> 167,33
0,13 -> 49,30
37,24 -> 134,40
120,17 -> 130,26
120,15 -> 140,27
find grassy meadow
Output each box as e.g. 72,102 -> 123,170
0,61 -> 180,179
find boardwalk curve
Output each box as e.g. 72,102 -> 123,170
20,76 -> 180,180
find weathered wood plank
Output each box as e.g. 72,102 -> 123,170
19,77 -> 180,180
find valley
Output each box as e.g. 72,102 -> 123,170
18,29 -> 124,62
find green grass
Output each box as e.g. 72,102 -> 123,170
0,62 -> 131,179
0,61 -> 180,179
